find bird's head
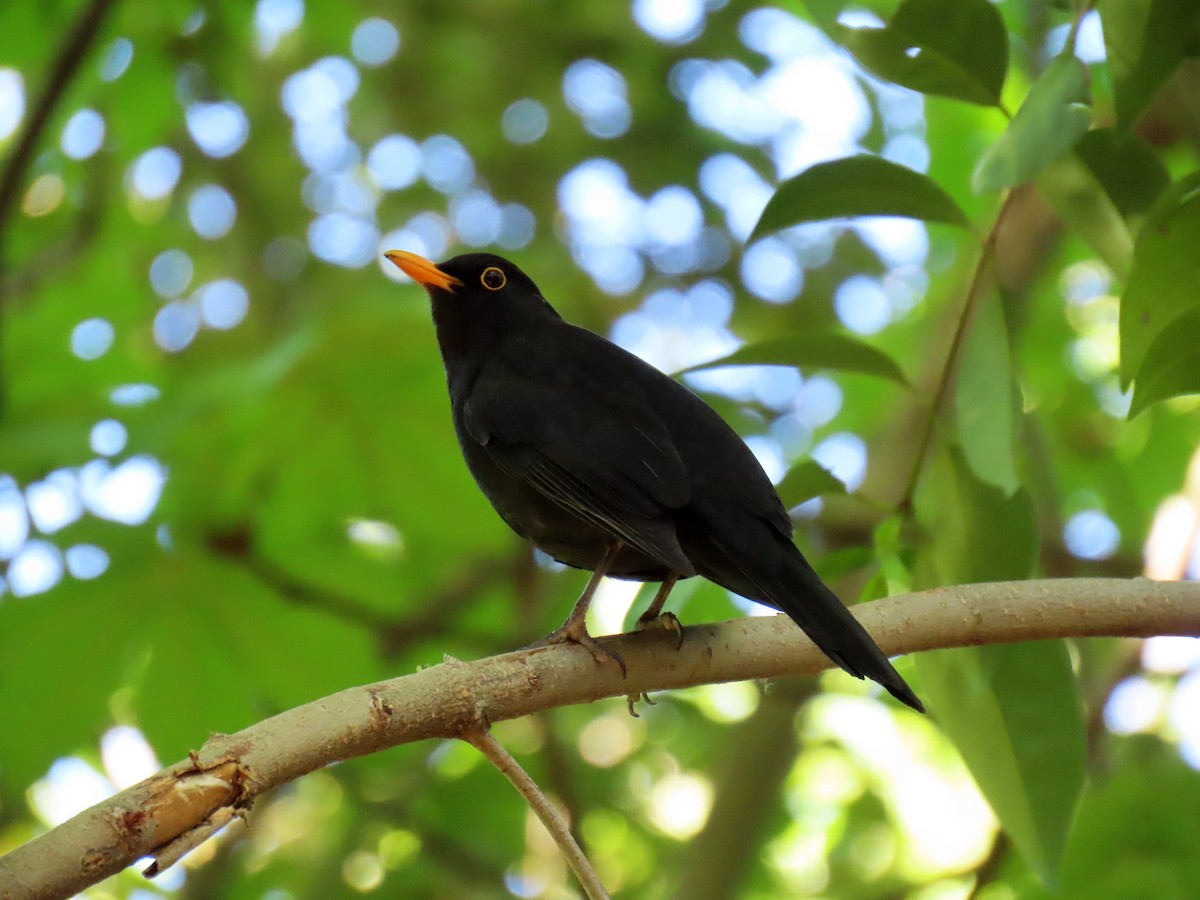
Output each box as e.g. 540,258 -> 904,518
383,251 -> 555,317
384,251 -> 561,365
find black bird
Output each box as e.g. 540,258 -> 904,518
385,250 -> 923,713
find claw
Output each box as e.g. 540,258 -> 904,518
625,691 -> 657,717
532,618 -> 627,676
635,610 -> 684,650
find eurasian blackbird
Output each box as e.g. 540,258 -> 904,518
385,250 -> 923,713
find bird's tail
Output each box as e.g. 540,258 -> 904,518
769,547 -> 924,713
684,518 -> 924,712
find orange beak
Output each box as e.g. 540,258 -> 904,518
383,250 -> 462,292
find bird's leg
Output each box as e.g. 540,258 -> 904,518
531,541 -> 627,675
634,572 -> 683,649
626,572 -> 684,715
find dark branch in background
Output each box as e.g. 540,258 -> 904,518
0,151 -> 109,303
0,0 -> 119,266
0,0 -> 120,423
673,679 -> 815,900
206,527 -> 522,657
966,831 -> 1012,900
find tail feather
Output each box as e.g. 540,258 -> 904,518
680,514 -> 924,713
772,550 -> 924,713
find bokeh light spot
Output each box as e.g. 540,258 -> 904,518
834,275 -> 890,335
741,238 -> 802,304
1063,509 -> 1120,560
61,108 -> 105,159
563,59 -> 631,138
80,456 -> 166,525
367,134 -> 421,190
502,98 -> 549,144
0,69 -> 24,141
154,300 -> 200,352
197,279 -> 250,329
150,249 -> 193,298
90,420 -> 128,457
352,17 -> 400,66
8,540 -> 64,596
66,544 -> 109,580
812,432 -> 867,490
420,134 -> 474,194
128,147 -> 182,200
633,0 -> 706,44
186,100 -> 250,157
188,184 -> 237,239
255,0 -> 304,55
71,318 -> 115,360
99,38 -> 133,82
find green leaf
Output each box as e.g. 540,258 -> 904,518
1036,155 -> 1134,279
973,54 -> 1092,192
1033,740 -> 1200,897
1101,0 -> 1198,129
751,156 -> 969,240
1074,128 -> 1171,222
916,641 -> 1086,886
913,450 -> 1081,885
954,289 -> 1019,493
678,334 -> 909,384
135,554 -> 381,759
775,460 -> 846,508
835,0 -> 1008,106
1119,182 -> 1200,385
0,586 -> 130,801
916,445 -> 1038,586
1128,307 -> 1200,416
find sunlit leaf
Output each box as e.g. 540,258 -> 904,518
835,0 -> 1008,105
917,641 -> 1086,886
678,334 -> 908,384
914,449 -> 1080,885
1036,155 -> 1134,279
954,289 -> 1019,493
973,54 -> 1092,192
751,156 -> 969,240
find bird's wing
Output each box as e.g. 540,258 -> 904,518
460,353 -> 693,572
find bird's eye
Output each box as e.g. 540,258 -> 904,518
481,267 -> 506,291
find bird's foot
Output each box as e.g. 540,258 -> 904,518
634,610 -> 684,650
531,619 -> 627,677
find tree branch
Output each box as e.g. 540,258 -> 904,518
465,726 -> 609,900
1,577 -> 1198,899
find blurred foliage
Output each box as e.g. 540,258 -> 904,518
1,0 -> 1200,897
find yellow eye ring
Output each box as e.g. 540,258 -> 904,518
481,267 -> 506,291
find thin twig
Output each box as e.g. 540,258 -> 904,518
464,725 -> 609,900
